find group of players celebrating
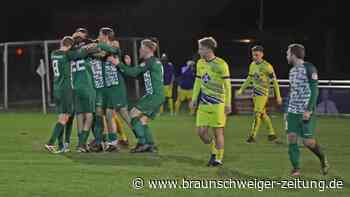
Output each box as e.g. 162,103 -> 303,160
45,27 -> 163,154
45,29 -> 329,176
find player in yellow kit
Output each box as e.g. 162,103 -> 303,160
190,37 -> 232,166
237,45 -> 282,143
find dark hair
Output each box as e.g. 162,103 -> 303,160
288,44 -> 305,59
251,45 -> 264,52
198,37 -> 217,50
62,36 -> 74,47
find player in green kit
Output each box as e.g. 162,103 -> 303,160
286,44 -> 329,176
45,36 -> 75,153
92,27 -> 122,152
237,45 -> 282,143
45,36 -> 96,153
108,39 -> 164,153
71,31 -> 99,153
109,40 -> 131,146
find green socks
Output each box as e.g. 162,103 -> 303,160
79,130 -> 90,146
108,132 -> 118,142
307,143 -> 325,162
48,123 -> 64,145
144,125 -> 154,145
131,118 -> 146,144
92,116 -> 103,145
288,143 -> 300,169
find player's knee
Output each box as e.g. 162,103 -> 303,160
58,115 -> 68,125
214,127 -> 224,137
140,116 -> 149,125
85,113 -> 93,122
130,108 -> 141,119
197,127 -> 210,144
254,111 -> 263,119
105,111 -> 114,122
96,107 -> 104,116
287,133 -> 297,144
303,139 -> 316,148
261,112 -> 268,119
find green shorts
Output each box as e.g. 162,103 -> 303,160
73,88 -> 96,113
96,86 -> 128,109
135,94 -> 165,119
287,112 -> 316,138
54,88 -> 74,114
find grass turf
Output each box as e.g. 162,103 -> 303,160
0,112 -> 349,196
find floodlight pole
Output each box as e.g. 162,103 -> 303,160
259,0 -> 264,32
3,43 -> 8,110
132,39 -> 140,99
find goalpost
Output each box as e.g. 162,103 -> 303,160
1,37 -> 160,113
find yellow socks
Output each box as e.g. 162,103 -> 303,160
113,114 -> 128,141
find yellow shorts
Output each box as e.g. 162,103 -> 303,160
253,96 -> 268,113
196,104 -> 226,128
177,88 -> 192,101
164,85 -> 173,98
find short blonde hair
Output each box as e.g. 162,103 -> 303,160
141,39 -> 157,51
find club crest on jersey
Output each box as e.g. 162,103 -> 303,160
202,73 -> 211,83
312,73 -> 318,80
253,73 -> 260,80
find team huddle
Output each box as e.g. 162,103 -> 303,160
45,29 -> 329,176
45,27 -> 164,154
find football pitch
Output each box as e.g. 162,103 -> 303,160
0,112 -> 349,196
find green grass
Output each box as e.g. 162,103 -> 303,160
0,112 -> 349,196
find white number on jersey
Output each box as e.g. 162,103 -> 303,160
52,60 -> 60,77
71,60 -> 86,72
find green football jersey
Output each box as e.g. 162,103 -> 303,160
89,57 -> 105,89
119,56 -> 164,97
104,60 -> 120,87
71,49 -> 94,90
89,43 -> 121,88
51,50 -> 72,91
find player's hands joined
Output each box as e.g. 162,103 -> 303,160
303,111 -> 312,120
225,106 -> 232,115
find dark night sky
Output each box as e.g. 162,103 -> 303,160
0,0 -> 344,78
